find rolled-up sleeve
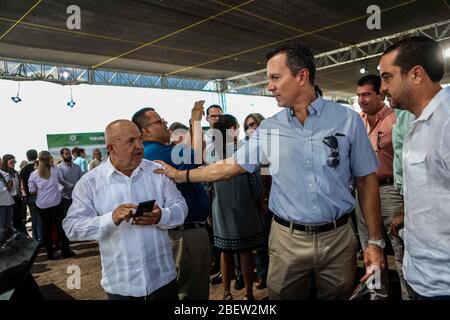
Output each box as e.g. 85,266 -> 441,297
235,127 -> 266,174
157,175 -> 188,229
62,177 -> 117,241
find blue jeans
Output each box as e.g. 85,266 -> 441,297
0,205 -> 14,240
26,196 -> 43,242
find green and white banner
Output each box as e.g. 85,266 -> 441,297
46,132 -> 106,162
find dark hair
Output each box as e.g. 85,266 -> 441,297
357,74 -> 382,94
243,113 -> 265,131
60,147 -> 70,156
206,105 -> 223,116
71,147 -> 84,157
213,114 -> 238,160
382,36 -> 444,82
169,122 -> 188,132
26,149 -> 37,161
314,85 -> 323,97
1,154 -> 16,173
266,42 -> 316,85
131,107 -> 156,130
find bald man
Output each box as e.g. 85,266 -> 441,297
63,120 -> 188,300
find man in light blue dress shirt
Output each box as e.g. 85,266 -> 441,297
156,42 -> 385,300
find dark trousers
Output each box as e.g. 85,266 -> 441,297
255,210 -> 273,279
12,195 -> 27,233
107,278 -> 179,300
61,198 -> 72,219
37,202 -> 70,258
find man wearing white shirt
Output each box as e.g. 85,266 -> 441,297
379,36 -> 450,299
63,120 -> 188,300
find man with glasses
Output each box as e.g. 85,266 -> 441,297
131,108 -> 211,300
355,74 -> 412,299
155,42 -> 384,300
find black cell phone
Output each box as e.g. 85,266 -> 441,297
134,200 -> 156,217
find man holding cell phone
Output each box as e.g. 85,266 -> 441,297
63,119 -> 188,300
132,107 -> 211,300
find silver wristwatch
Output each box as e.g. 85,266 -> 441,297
368,239 -> 386,250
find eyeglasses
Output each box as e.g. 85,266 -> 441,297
322,135 -> 340,169
143,118 -> 167,129
245,122 -> 257,131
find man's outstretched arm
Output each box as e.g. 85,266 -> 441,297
154,158 -> 246,183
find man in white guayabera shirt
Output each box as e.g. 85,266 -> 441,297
63,120 -> 188,300
379,36 -> 450,300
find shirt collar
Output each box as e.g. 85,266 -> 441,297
288,94 -> 324,121
414,87 -> 450,123
104,157 -> 144,178
360,104 -> 390,121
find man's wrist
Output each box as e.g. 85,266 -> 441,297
368,238 -> 386,250
178,170 -> 187,182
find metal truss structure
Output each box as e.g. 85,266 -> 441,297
1,20 -> 449,99
225,19 -> 450,95
0,59 -> 216,92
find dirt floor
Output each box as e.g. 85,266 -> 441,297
31,241 -> 269,300
32,240 -> 401,300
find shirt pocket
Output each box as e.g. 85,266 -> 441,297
320,134 -> 350,173
406,152 -> 427,186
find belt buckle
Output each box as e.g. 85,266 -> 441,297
304,224 -> 319,234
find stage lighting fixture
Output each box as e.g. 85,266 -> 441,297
11,96 -> 22,103
444,48 -> 450,58
67,85 -> 76,108
11,82 -> 22,103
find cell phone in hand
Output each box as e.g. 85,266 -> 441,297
133,200 -> 156,222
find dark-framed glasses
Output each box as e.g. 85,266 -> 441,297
143,118 -> 167,129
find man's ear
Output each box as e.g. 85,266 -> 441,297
411,66 -> 425,84
106,144 -> 114,155
296,68 -> 310,87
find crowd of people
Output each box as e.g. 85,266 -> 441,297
1,35 -> 449,301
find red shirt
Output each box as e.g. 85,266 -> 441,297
360,105 -> 397,181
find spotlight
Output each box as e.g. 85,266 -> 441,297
359,67 -> 367,74
60,70 -> 72,80
67,84 -> 76,108
11,82 -> 22,103
444,48 -> 450,58
11,96 -> 22,103
67,100 -> 76,108
376,65 -> 380,71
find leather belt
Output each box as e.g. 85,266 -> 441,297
171,222 -> 206,231
274,214 -> 349,234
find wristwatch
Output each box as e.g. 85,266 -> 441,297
368,239 -> 386,250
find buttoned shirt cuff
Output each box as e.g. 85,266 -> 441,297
102,211 -> 118,232
157,207 -> 170,227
